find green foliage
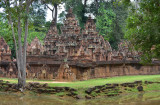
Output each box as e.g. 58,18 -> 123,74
57,23 -> 63,34
125,0 -> 160,63
0,13 -> 16,58
0,12 -> 46,57
109,1 -> 128,49
29,1 -> 47,32
43,0 -> 62,5
96,3 -> 115,40
58,11 -> 66,23
95,1 -> 128,50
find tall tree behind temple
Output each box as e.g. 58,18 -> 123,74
30,1 -> 47,32
59,0 -> 88,29
42,0 -> 63,24
91,0 -> 128,50
109,1 -> 128,50
90,0 -> 101,16
96,2 -> 115,41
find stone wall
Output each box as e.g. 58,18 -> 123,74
0,37 -> 12,62
0,61 -> 160,81
0,62 -> 17,78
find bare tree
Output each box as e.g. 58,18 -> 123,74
42,0 -> 62,24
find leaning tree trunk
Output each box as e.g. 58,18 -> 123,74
84,0 -> 88,8
8,11 -> 22,82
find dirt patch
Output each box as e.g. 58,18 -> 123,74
3,79 -> 68,84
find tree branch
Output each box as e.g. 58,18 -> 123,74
45,4 -> 53,11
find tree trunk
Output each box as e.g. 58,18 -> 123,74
54,3 -> 57,24
52,9 -> 54,20
84,0 -> 88,8
8,11 -> 21,81
6,0 -> 33,90
22,0 -> 31,88
95,0 -> 99,15
17,0 -> 24,89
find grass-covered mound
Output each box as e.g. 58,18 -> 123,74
1,75 -> 160,89
0,75 -> 160,99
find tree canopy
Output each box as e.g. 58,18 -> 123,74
125,0 -> 160,63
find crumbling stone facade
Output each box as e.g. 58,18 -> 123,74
111,40 -> 141,61
42,9 -> 110,62
0,37 -> 11,62
24,9 -> 112,81
0,9 -> 160,81
0,37 -> 17,78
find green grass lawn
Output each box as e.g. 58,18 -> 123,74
0,75 -> 160,89
49,75 -> 160,89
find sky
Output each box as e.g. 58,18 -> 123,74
46,3 -> 65,21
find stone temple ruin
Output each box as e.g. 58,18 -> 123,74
0,9 -> 160,81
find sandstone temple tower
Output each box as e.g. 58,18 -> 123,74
41,8 -> 111,62
24,8 -> 112,81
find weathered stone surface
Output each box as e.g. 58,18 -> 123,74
55,63 -> 76,81
121,82 -> 136,88
111,40 -> 140,61
95,85 -> 104,89
106,84 -> 112,86
0,37 -> 11,62
42,83 -> 48,88
64,87 -> 70,91
85,87 -> 96,94
74,95 -> 81,99
105,86 -> 115,89
85,95 -> 92,99
11,84 -> 19,90
95,90 -> 101,93
69,88 -> 77,92
134,81 -> 142,84
144,81 -> 154,84
70,91 -> 77,96
27,37 -> 45,55
112,84 -> 119,87
127,84 -> 135,88
137,85 -> 143,91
